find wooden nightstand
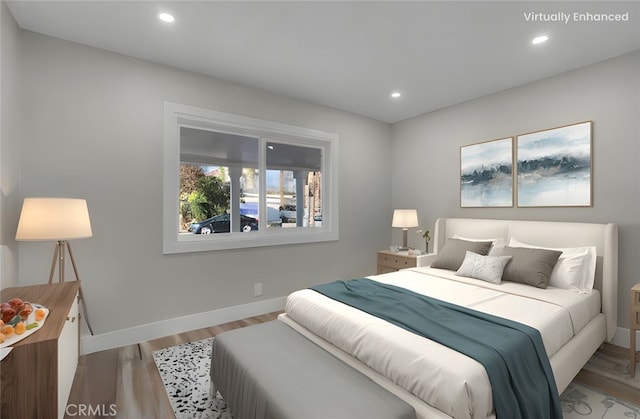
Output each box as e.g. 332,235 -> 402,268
377,250 -> 417,274
631,283 -> 640,378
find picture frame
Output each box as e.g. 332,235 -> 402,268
516,121 -> 592,207
460,137 -> 513,208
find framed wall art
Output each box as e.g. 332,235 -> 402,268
460,137 -> 513,208
516,121 -> 592,207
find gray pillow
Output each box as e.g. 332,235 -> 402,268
499,246 -> 562,289
431,238 -> 493,271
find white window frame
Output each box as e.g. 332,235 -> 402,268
163,102 -> 339,254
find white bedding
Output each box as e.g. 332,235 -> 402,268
284,267 -> 601,419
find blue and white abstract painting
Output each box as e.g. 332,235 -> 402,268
517,122 -> 592,207
460,137 -> 513,207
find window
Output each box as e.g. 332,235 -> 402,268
163,102 -> 338,253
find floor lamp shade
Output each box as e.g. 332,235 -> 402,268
16,198 -> 93,241
392,209 -> 418,250
15,197 -> 95,335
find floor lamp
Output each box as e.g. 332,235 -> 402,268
16,198 -> 95,335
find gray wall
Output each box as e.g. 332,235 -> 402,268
4,10 -> 639,340
0,1 -> 21,289
15,30 -> 392,335
391,50 -> 640,328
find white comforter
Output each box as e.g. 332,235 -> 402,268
284,267 -> 600,419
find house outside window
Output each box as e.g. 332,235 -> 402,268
163,102 -> 338,253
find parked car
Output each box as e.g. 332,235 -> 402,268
240,203 -> 282,228
279,205 -> 297,223
188,213 -> 258,234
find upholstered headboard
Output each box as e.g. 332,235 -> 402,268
432,218 -> 619,342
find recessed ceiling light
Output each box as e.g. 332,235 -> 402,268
532,35 -> 549,45
159,12 -> 175,23
391,92 -> 401,99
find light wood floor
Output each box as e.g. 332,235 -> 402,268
573,343 -> 640,406
67,312 -> 638,418
66,311 -> 282,419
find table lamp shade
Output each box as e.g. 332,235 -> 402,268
16,198 -> 93,241
392,209 -> 419,229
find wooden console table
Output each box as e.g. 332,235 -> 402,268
1,282 -> 80,419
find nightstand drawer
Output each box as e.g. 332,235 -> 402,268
633,283 -> 640,328
377,251 -> 417,271
377,264 -> 399,275
630,283 -> 640,378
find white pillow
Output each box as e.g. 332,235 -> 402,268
508,238 -> 597,292
455,251 -> 512,284
452,235 -> 506,256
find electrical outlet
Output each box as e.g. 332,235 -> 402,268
254,282 -> 263,297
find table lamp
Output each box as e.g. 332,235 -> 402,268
392,209 -> 419,251
15,198 -> 94,334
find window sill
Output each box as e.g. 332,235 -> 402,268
164,229 -> 339,254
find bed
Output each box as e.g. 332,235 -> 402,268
212,218 -> 618,419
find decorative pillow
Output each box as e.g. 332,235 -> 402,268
499,246 -> 562,289
452,235 -> 506,256
509,238 -> 597,292
431,239 -> 493,271
455,251 -> 512,284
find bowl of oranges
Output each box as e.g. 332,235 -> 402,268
0,297 -> 49,348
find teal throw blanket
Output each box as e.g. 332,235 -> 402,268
310,278 -> 562,419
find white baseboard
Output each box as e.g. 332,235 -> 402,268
80,296 -> 286,355
610,326 -> 639,350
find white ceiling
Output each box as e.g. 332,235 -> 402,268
7,1 -> 640,123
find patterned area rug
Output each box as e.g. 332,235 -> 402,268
563,382 -> 640,418
153,338 -> 230,419
153,338 -> 640,419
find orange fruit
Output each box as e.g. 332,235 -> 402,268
14,322 -> 25,335
35,308 -> 46,322
1,324 -> 14,338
